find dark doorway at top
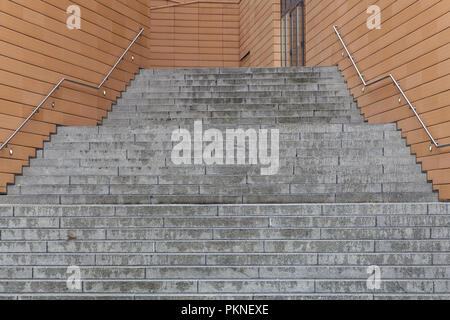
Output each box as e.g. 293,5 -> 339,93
281,0 -> 305,67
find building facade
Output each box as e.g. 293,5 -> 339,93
0,0 -> 449,198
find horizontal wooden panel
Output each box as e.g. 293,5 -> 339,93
240,0 -> 279,67
0,159 -> 28,174
149,0 -> 240,69
0,174 -> 14,186
344,14 -> 449,93
370,90 -> 450,125
435,185 -> 450,201
0,114 -> 56,137
0,54 -> 116,108
0,144 -> 36,161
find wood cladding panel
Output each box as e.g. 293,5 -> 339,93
149,0 -> 240,68
304,0 -> 450,199
0,0 -> 149,192
239,0 -> 281,67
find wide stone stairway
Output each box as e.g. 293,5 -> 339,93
0,67 -> 448,299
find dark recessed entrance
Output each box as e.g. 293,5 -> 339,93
281,0 -> 305,67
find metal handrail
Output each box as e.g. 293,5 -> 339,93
0,28 -> 145,153
333,25 -> 447,150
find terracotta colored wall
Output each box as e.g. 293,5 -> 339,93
304,0 -> 450,200
239,0 -> 281,67
0,0 -> 151,193
149,0 -> 240,68
2,0 -> 449,200
148,0 -> 281,69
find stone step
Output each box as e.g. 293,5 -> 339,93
36,146 -> 411,159
2,192 -> 439,205
121,91 -> 349,100
143,66 -> 339,75
21,166 -> 120,177
137,79 -> 345,91
43,142 -> 172,151
20,160 -> 425,177
117,96 -> 355,105
112,102 -> 354,113
7,182 -> 432,197
50,133 -> 136,143
2,265 -> 450,281
12,174 -> 429,194
93,122 -> 396,134
48,128 -> 400,144
104,109 -> 360,120
138,72 -> 343,81
127,83 -> 349,92
3,279 -> 442,295
298,131 -> 399,140
100,116 -> 355,126
0,215 -> 415,228
2,203 -> 445,217
36,265 -> 450,279
1,239 -> 449,254
25,157 -> 419,174
12,167 -> 424,186
144,75 -> 341,83
0,250 -> 440,266
138,69 -> 341,76
41,138 -> 407,152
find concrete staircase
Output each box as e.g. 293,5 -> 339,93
2,67 -> 437,204
0,67 -> 448,299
